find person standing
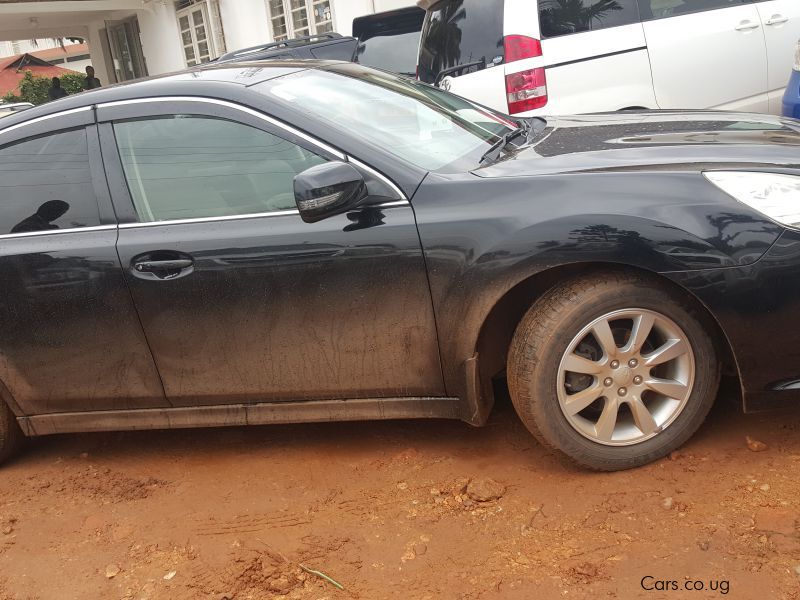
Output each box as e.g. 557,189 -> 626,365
83,66 -> 102,90
48,77 -> 68,101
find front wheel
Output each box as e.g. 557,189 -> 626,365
507,272 -> 720,471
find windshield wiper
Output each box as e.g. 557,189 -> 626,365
479,117 -> 548,166
434,58 -> 486,87
479,125 -> 528,166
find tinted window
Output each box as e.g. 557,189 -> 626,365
354,9 -> 425,76
309,39 -> 359,61
0,128 -> 100,235
637,0 -> 744,20
356,31 -> 422,76
113,116 -> 327,223
418,0 -> 504,84
540,0 -> 641,38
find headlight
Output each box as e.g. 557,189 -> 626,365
703,171 -> 800,228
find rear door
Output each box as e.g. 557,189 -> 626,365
640,0 -> 769,111
417,0 -> 508,111
0,114 -> 165,416
753,0 -> 800,113
98,98 -> 445,407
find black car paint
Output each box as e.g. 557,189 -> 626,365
1,61 -> 799,436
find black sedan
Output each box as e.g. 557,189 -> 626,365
1,61 -> 799,471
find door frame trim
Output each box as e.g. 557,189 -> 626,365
19,396 -> 466,436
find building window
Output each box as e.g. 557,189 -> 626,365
267,0 -> 333,42
175,0 -> 225,66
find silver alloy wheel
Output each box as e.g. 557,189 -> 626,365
556,308 -> 696,446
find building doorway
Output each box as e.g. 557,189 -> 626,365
106,17 -> 148,82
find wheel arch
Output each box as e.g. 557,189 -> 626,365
473,262 -> 742,418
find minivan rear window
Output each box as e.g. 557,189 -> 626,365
539,0 -> 641,39
417,0 -> 504,85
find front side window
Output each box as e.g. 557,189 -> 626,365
417,0 -> 505,85
258,67 -> 516,171
268,0 -> 334,42
539,0 -> 641,38
0,128 -> 100,235
113,116 -> 327,223
637,0 -> 744,21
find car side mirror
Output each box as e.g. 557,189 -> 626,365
294,161 -> 368,224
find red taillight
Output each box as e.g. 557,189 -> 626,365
505,68 -> 548,114
503,35 -> 546,114
503,35 -> 542,63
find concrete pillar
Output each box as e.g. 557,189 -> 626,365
86,21 -> 114,85
219,0 -> 271,52
137,3 -> 185,75
374,0 -> 416,11
332,0 -> 373,36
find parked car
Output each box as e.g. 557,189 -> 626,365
213,32 -> 358,64
416,0 -> 800,117
0,102 -> 33,118
2,61 -> 800,471
783,39 -> 800,118
353,6 -> 425,77
214,8 -> 425,76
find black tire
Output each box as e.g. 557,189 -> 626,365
507,271 -> 720,471
0,401 -> 23,465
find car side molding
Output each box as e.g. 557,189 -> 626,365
18,397 -> 465,436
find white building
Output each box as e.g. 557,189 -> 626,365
0,0 -> 413,86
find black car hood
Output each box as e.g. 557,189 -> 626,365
474,111 -> 800,178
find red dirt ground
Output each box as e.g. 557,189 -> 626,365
1,386 -> 800,600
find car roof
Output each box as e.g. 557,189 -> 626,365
0,61 -> 336,132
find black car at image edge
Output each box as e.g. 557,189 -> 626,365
1,60 -> 800,471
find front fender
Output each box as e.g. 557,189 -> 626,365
411,171 -> 781,399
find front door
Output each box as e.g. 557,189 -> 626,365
640,0 -> 769,112
0,119 -> 165,415
753,0 -> 800,113
98,101 -> 444,407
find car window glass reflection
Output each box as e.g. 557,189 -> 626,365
263,70 -> 514,171
113,116 -> 328,223
0,128 -> 99,235
11,200 -> 70,233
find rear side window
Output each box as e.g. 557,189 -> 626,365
113,115 -> 327,222
417,0 -> 504,84
0,128 -> 100,235
637,0 -> 744,21
539,0 -> 641,38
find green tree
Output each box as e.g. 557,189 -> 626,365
3,70 -> 87,105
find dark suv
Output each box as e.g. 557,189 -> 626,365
213,7 -> 425,77
213,33 -> 358,64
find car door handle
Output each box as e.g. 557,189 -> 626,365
133,259 -> 193,273
735,20 -> 761,31
765,15 -> 789,26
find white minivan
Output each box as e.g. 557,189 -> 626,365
416,0 -> 800,116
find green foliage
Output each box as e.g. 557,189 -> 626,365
4,70 -> 87,105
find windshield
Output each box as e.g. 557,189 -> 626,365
256,66 -> 516,171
